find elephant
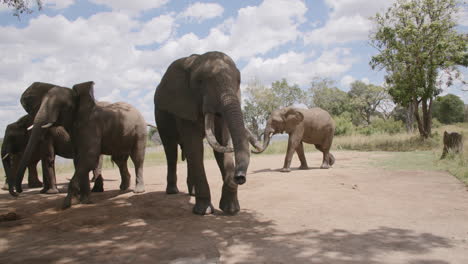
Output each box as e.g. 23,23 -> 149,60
154,51 -> 262,215
63,81 -> 147,208
2,114 -> 104,194
8,82 -> 104,198
2,115 -> 43,190
253,107 -> 335,172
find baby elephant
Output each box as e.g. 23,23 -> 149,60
63,81 -> 147,208
254,107 -> 335,172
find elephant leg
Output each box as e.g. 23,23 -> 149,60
91,174 -> 104,192
130,136 -> 146,194
281,133 -> 301,173
296,141 -> 309,170
40,136 -> 58,194
315,144 -> 332,169
112,155 -> 131,191
156,110 -> 180,194
91,155 -> 103,182
179,119 -> 213,215
214,118 -> 239,215
27,158 -> 42,188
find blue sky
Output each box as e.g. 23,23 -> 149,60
0,0 -> 466,135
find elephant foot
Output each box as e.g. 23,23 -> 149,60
120,182 -> 130,191
320,163 -> 330,169
166,184 -> 179,194
15,185 -> 23,193
219,189 -> 240,215
80,196 -> 92,205
193,198 -> 214,215
46,188 -> 59,194
28,180 -> 43,188
328,154 -> 335,166
280,168 -> 291,173
2,182 -> 8,190
299,165 -> 309,170
62,194 -> 79,209
133,183 -> 145,193
92,176 -> 104,192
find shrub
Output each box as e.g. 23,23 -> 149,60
334,113 -> 354,136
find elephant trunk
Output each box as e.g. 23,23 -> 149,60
222,98 -> 250,185
2,143 -> 11,189
11,124 -> 43,196
252,125 -> 273,154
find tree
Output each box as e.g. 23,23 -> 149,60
306,77 -> 349,116
243,78 -> 305,138
432,94 -> 465,124
1,0 -> 42,16
348,81 -> 390,125
370,0 -> 467,138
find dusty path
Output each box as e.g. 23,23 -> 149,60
1,151 -> 467,264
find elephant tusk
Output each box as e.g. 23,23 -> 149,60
27,125 -> 33,130
204,113 -> 234,153
245,128 -> 263,152
146,123 -> 157,128
41,123 -> 53,128
2,153 -> 10,160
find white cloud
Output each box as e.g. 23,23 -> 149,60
457,5 -> 468,27
305,15 -> 372,45
305,0 -> 393,46
88,0 -> 169,15
340,75 -> 355,89
180,2 -> 224,22
324,0 -> 392,19
242,48 -> 355,87
43,0 -> 75,10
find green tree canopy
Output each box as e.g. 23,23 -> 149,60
370,0 -> 467,138
348,81 -> 390,125
1,0 -> 42,16
243,78 -> 305,137
306,77 -> 349,116
432,94 -> 465,124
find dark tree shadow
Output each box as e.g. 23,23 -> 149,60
0,190 -> 454,264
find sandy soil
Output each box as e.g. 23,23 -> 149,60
1,151 -> 468,264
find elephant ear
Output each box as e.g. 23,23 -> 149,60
283,108 -> 304,130
72,81 -> 96,119
155,54 -> 200,122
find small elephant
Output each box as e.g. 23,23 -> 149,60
254,107 -> 335,172
155,51 -> 261,215
63,81 -> 147,208
2,115 -> 103,194
2,115 -> 43,190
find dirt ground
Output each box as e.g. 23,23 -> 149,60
1,151 -> 468,264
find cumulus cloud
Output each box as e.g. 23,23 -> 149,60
305,0 -> 392,46
242,48 -> 355,87
179,2 -> 224,22
88,0 -> 169,15
340,75 -> 355,89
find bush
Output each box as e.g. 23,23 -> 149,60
370,118 -> 404,134
334,113 -> 354,136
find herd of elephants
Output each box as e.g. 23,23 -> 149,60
1,51 -> 336,215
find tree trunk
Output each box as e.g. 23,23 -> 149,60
414,98 -> 433,139
441,131 -> 463,159
406,102 -> 415,133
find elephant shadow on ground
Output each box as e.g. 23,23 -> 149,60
251,166 -> 322,175
0,190 -> 454,264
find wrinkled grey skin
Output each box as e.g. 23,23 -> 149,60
254,107 -> 335,172
10,82 -> 102,197
155,51 -> 259,215
63,81 -> 147,208
2,115 -> 42,190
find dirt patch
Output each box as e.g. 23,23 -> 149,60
1,151 -> 468,263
